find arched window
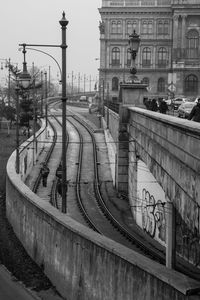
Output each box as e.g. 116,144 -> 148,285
127,48 -> 131,66
158,47 -> 167,66
111,47 -> 120,66
112,77 -> 119,91
157,78 -> 165,92
111,21 -> 117,34
142,77 -> 149,86
187,30 -> 199,59
185,75 -> 198,94
142,47 -> 151,66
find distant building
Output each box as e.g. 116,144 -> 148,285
98,0 -> 200,101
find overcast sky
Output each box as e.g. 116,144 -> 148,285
0,0 -> 102,88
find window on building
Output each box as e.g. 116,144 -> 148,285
112,77 -> 119,91
158,20 -> 163,35
117,21 -> 122,34
127,21 -> 138,35
142,77 -> 149,86
187,30 -> 199,59
111,47 -> 120,66
158,47 -> 167,66
142,20 -> 153,34
163,21 -> 169,35
142,21 -> 148,34
111,21 -> 117,34
185,74 -> 198,94
157,78 -> 165,92
142,47 -> 151,66
157,20 -> 169,35
127,21 -> 132,35
148,21 -> 153,34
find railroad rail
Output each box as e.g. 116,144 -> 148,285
29,99 -> 200,281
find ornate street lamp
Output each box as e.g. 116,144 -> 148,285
18,44 -> 31,89
128,30 -> 141,83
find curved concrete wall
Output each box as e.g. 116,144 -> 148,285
6,119 -> 200,299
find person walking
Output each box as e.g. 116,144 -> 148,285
150,98 -> 158,112
159,99 -> 168,114
188,98 -> 200,122
40,163 -> 50,187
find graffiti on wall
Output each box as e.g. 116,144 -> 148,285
133,159 -> 167,246
141,188 -> 166,242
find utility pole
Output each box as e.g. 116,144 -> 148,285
44,71 -> 48,128
84,74 -> 86,94
71,71 -> 74,95
48,66 -> 51,95
78,72 -> 80,94
40,71 -> 44,117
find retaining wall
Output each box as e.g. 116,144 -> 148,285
6,139 -> 200,299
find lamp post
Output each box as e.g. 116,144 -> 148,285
18,12 -> 69,213
16,45 -> 32,173
40,71 -> 44,116
18,44 -> 32,89
44,70 -> 48,128
128,30 -> 141,83
15,84 -> 20,174
59,12 -> 68,214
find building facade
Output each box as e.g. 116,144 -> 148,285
98,0 -> 200,101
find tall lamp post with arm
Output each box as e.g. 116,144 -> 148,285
18,12 -> 69,213
59,12 -> 68,213
15,46 -> 31,174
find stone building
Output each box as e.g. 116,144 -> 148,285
98,0 -> 200,101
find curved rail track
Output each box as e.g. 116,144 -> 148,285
29,99 -> 200,281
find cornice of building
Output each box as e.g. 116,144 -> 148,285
99,8 -> 171,13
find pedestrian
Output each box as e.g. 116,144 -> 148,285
188,98 -> 200,122
150,98 -> 158,112
159,99 -> 168,114
89,103 -> 92,114
40,163 -> 50,187
56,163 -> 62,179
57,178 -> 62,196
143,97 -> 150,110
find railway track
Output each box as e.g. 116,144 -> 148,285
30,100 -> 200,281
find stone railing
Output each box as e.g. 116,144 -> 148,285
172,0 -> 200,4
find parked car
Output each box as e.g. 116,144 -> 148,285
171,98 -> 184,110
177,101 -> 196,118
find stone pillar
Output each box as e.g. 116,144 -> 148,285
166,201 -> 176,269
173,15 -> 179,49
116,83 -> 148,194
152,46 -> 156,69
181,14 -> 187,58
116,105 -> 129,193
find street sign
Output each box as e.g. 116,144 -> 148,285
168,83 -> 176,93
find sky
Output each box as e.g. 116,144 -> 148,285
0,0 -> 102,90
